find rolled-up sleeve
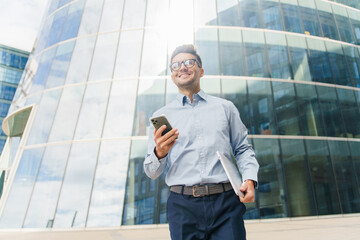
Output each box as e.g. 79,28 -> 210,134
228,102 -> 259,183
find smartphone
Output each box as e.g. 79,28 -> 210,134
149,114 -> 177,139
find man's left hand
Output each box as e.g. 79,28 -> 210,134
239,180 -> 255,203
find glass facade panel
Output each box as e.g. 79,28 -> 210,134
217,0 -> 240,26
307,38 -> 333,84
306,140 -> 341,215
102,80 -> 137,138
295,83 -> 324,136
145,0 -> 168,27
0,148 -> 45,228
281,139 -> 316,217
253,138 -> 286,218
333,5 -> 355,44
328,141 -> 360,213
27,89 -> 62,145
77,0 -> 104,36
113,30 -> 143,78
261,0 -> 283,31
316,85 -> 346,137
30,47 -> 57,94
74,83 -> 111,140
195,28 -> 220,75
133,79 -> 166,136
35,15 -> 54,53
348,8 -> 360,45
221,78 -> 250,130
194,0 -> 217,26
343,45 -> 360,87
315,0 -> 339,40
272,81 -> 301,135
65,36 -> 97,84
247,80 -> 276,135
337,88 -> 360,138
219,29 -> 244,76
239,0 -> 262,28
88,32 -> 119,81
121,0 -> 146,29
325,41 -> 351,86
165,78 -> 179,104
87,140 -> 130,227
98,0 -> 124,32
46,6 -> 68,48
348,141 -> 360,188
140,29 -> 167,76
23,144 -> 71,228
53,141 -> 99,228
45,41 -> 75,89
286,35 -> 312,81
0,85 -> 17,101
265,32 -> 292,79
298,0 -> 321,36
200,78 -> 220,97
48,85 -> 85,142
280,0 -> 303,33
60,0 -> 85,41
243,30 -> 269,77
122,140 -> 166,225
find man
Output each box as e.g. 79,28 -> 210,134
144,44 -> 259,240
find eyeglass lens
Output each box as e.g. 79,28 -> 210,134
171,59 -> 196,70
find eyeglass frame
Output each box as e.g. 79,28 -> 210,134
170,59 -> 202,72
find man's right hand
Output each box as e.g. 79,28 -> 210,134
154,125 -> 179,159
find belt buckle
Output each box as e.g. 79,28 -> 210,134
192,186 -> 202,197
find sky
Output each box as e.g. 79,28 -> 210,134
0,0 -> 48,52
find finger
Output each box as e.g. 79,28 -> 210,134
163,131 -> 179,146
154,125 -> 167,138
242,191 -> 255,203
162,128 -> 178,140
240,183 -> 247,192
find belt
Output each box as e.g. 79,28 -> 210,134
170,182 -> 233,197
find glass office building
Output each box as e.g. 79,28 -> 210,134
0,45 -> 29,154
0,0 -> 359,229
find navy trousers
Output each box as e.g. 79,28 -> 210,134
167,189 -> 246,240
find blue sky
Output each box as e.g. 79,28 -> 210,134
0,0 -> 48,52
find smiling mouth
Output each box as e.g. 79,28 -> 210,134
178,73 -> 191,78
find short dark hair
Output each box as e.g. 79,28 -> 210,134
170,44 -> 202,68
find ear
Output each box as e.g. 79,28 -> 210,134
200,68 -> 204,77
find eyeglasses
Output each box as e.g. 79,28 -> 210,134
170,59 -> 199,71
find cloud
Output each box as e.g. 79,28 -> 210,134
0,0 -> 48,51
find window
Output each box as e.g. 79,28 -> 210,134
316,0 -> 339,40
219,29 -> 245,76
298,0 -> 321,36
261,0 -> 283,31
243,30 -> 269,77
280,0 -> 303,33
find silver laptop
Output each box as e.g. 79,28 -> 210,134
217,151 -> 244,197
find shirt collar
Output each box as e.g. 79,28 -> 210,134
176,89 -> 208,106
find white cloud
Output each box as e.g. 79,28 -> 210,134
0,0 -> 48,52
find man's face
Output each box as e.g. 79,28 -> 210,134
171,53 -> 204,90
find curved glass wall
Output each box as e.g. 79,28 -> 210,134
0,0 -> 359,229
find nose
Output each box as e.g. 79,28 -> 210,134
179,62 -> 187,71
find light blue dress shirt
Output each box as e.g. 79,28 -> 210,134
144,89 -> 259,187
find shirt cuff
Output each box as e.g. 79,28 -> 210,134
244,179 -> 258,188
